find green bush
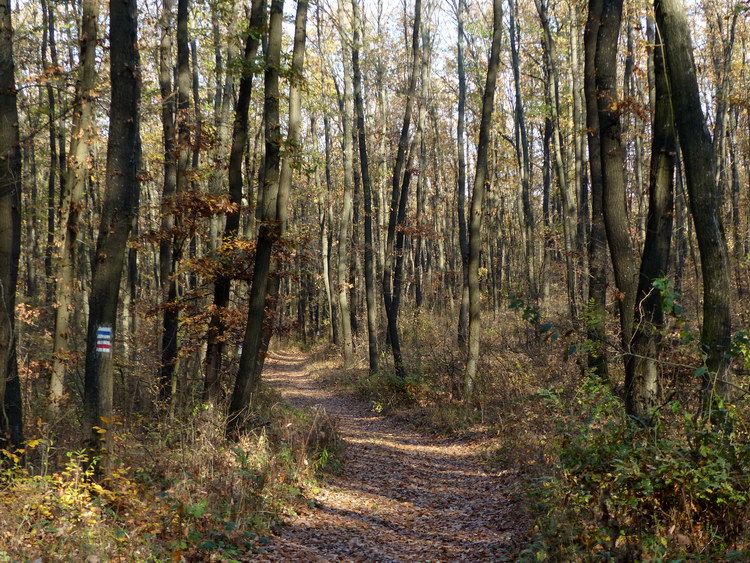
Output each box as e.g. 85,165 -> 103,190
524,377 -> 750,561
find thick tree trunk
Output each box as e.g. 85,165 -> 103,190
465,0 -> 502,398
596,0 -> 637,352
83,0 -> 140,475
655,0 -> 733,416
0,0 -> 23,447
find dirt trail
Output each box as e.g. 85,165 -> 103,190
258,351 -> 528,562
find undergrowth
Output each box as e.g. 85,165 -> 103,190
0,385 -> 342,561
315,295 -> 750,559
520,376 -> 750,561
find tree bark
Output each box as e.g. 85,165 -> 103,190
655,0 -> 733,416
625,28 -> 675,425
83,0 -> 140,475
41,0 -> 58,304
229,0 -> 308,435
584,0 -> 608,379
456,0 -> 469,346
351,0 -> 379,374
509,0 -> 536,301
204,0 -> 265,404
0,0 -> 23,447
383,0 -> 421,380
537,0 -> 577,319
337,0 -> 354,367
157,0 -> 177,401
50,0 -> 99,415
596,0 -> 637,352
465,0 -> 502,398
159,0 -> 192,403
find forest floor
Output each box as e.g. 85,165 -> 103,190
255,351 -> 530,562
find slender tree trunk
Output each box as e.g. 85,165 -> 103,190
257,0 -> 309,374
571,18 -> 588,302
323,113 -> 339,344
229,0 -> 308,435
509,0 -> 536,301
383,0 -> 421,380
337,0 -> 354,367
352,0 -> 378,373
625,30 -> 675,425
537,0 -> 576,319
41,0 -> 58,304
158,0 -> 191,403
584,0 -> 608,379
456,0 -> 469,346
83,0 -> 140,475
204,0 -> 265,404
0,0 -> 23,447
50,0 -> 99,415
157,0 -> 177,400
230,0 -> 285,434
655,0 -> 733,416
465,0 -> 502,398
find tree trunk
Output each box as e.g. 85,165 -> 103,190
456,0 -> 469,346
383,0 -> 421,380
465,0 -> 502,398
337,0 -> 354,367
41,0 -> 58,305
352,0 -> 378,374
0,0 -> 23,447
654,0 -> 733,416
537,0 -> 577,320
204,0 -> 265,404
229,0 -> 308,435
584,0 -> 608,379
50,0 -> 99,415
83,0 -> 140,475
509,0 -> 536,301
159,0 -> 192,403
625,29 -> 675,425
596,0 -> 637,352
157,0 -> 177,400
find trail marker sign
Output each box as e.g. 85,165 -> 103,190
96,327 -> 112,353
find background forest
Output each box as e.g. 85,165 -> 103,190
1,0 -> 750,559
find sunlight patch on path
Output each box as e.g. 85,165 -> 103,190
257,352 -> 528,562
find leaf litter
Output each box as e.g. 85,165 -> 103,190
255,352 -> 530,562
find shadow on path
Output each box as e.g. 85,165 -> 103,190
257,352 -> 527,562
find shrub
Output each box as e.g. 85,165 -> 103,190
523,376 -> 750,561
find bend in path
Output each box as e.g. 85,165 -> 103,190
258,351 -> 528,562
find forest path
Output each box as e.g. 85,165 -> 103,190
257,351 -> 528,562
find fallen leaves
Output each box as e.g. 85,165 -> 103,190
258,352 -> 531,562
